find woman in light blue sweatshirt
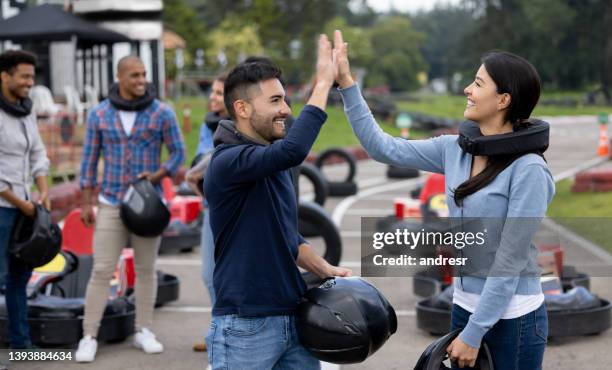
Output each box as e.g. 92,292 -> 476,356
332,31 -> 554,369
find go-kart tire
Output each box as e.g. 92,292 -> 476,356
298,201 -> 342,288
416,297 -> 451,335
413,269 -> 449,297
298,219 -> 320,238
314,148 -> 357,183
548,299 -> 611,338
561,265 -> 590,291
159,223 -> 201,254
327,181 -> 358,197
176,182 -> 197,197
386,165 -> 420,179
315,148 -> 358,197
416,297 -> 612,338
375,215 -> 398,233
297,202 -> 341,265
298,163 -> 329,206
155,271 -> 180,307
0,296 -> 135,347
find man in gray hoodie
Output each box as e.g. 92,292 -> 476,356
0,50 -> 50,350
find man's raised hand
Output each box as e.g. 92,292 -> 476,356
315,34 -> 334,88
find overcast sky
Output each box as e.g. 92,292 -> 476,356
366,0 -> 462,13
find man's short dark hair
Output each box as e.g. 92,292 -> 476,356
224,58 -> 282,119
0,50 -> 37,74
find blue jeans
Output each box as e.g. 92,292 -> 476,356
451,303 -> 547,370
206,314 -> 320,370
0,207 -> 33,349
201,208 -> 215,305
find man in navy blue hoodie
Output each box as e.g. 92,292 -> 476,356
204,35 -> 351,369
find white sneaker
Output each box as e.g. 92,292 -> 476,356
75,335 -> 98,363
134,328 -> 164,354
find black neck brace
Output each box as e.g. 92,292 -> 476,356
205,111 -> 228,132
108,83 -> 156,111
458,119 -> 549,156
0,90 -> 32,117
213,120 -> 269,147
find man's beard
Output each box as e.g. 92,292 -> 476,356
250,110 -> 286,142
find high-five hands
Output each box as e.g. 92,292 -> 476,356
333,30 -> 354,89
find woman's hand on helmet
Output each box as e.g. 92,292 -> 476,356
446,336 -> 478,368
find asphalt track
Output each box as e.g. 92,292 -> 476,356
11,115 -> 612,370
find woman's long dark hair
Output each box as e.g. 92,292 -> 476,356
453,52 -> 542,207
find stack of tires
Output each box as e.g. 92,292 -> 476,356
295,160 -> 343,289
314,148 -> 358,197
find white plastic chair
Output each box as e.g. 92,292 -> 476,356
29,85 -> 61,117
64,85 -> 85,125
84,85 -> 99,110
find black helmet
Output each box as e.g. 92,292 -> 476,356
296,277 -> 397,364
11,204 -> 62,268
120,179 -> 170,237
414,329 -> 494,370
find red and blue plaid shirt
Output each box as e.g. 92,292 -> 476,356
80,99 -> 185,205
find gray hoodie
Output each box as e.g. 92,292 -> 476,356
0,109 -> 50,208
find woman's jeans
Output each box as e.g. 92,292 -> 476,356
451,303 -> 547,370
201,207 -> 215,305
0,207 -> 33,349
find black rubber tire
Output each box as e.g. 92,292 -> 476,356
298,163 -> 329,206
0,296 -> 135,347
410,186 -> 423,199
328,181 -> 358,197
548,299 -> 611,338
314,147 -> 357,183
416,297 -> 451,335
416,297 -> 612,338
561,265 -> 591,291
155,271 -> 181,307
298,201 -> 342,288
386,165 -> 420,179
176,182 -> 197,196
413,269 -> 449,298
298,218 -> 320,238
159,222 -> 201,254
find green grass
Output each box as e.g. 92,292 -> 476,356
547,179 -> 612,253
171,97 -> 428,160
395,94 -> 612,119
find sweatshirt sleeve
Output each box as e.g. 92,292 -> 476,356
459,163 -> 555,348
80,109 -> 102,189
29,119 -> 50,179
211,105 -> 326,185
160,106 -> 186,177
339,84 -> 449,174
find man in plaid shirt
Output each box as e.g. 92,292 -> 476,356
76,55 -> 185,363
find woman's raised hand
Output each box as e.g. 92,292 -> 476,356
333,30 -> 354,89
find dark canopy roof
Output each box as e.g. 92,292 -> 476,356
0,4 -> 130,45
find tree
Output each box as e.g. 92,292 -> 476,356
367,16 -> 427,91
323,17 -> 374,70
206,19 -> 264,69
162,0 -> 208,72
412,5 -> 473,82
